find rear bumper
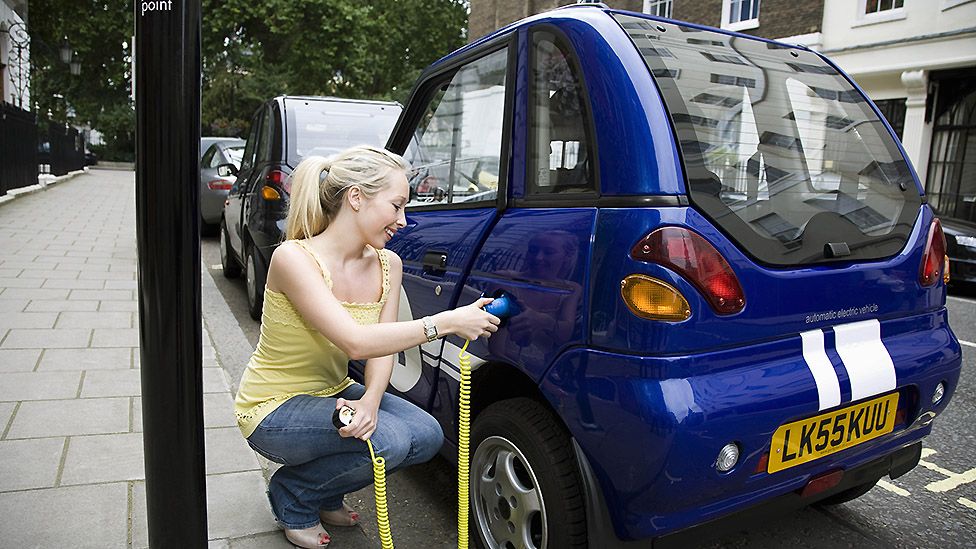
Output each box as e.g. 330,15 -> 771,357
539,309 -> 961,541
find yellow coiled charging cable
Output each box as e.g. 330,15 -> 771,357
366,440 -> 394,549
343,338 -> 475,549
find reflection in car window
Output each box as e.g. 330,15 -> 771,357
224,146 -> 245,169
529,30 -> 594,195
202,145 -> 218,169
615,14 -> 920,266
406,47 -> 508,207
286,101 -> 400,162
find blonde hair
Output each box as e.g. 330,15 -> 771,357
285,145 -> 410,240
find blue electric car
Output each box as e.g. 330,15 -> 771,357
353,4 -> 961,547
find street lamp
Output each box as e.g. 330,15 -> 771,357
60,37 -> 72,64
70,54 -> 81,76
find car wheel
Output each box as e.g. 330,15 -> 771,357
815,477 -> 880,506
220,220 -> 241,278
244,245 -> 264,321
470,398 -> 586,549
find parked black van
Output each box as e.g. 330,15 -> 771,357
220,96 -> 402,319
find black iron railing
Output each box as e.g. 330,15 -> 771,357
39,121 -> 85,176
0,103 -> 39,196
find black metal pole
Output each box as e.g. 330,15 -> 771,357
135,1 -> 207,547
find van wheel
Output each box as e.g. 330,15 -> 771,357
815,477 -> 880,506
244,245 -> 264,320
470,398 -> 586,549
220,220 -> 240,278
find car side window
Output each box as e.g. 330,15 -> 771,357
239,110 -> 262,176
528,30 -> 595,195
406,47 -> 508,207
255,107 -> 274,164
201,145 -> 218,169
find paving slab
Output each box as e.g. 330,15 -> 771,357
19,268 -> 82,279
0,328 -> 91,349
0,311 -> 58,331
227,531 -> 294,548
0,437 -> 65,491
78,270 -> 133,280
0,298 -> 28,312
7,397 -> 129,439
69,289 -> 133,301
204,367 -> 231,393
81,369 -> 142,398
0,276 -> 45,288
0,402 -> 15,432
43,278 -> 107,290
60,432 -> 145,485
38,347 -> 131,371
56,311 -> 132,329
204,392 -> 239,428
0,483 -> 128,548
205,427 -> 261,474
91,327 -> 139,347
98,300 -> 139,312
0,349 -> 42,372
24,299 -> 100,312
0,269 -> 22,278
0,287 -> 70,300
0,371 -> 82,401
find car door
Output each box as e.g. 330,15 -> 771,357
225,108 -> 264,257
379,40 -> 516,422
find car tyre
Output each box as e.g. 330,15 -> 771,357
814,477 -> 880,506
244,244 -> 265,321
220,220 -> 241,278
470,398 -> 586,549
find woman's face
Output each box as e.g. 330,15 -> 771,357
525,234 -> 569,279
356,170 -> 409,250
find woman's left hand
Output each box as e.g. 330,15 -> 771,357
336,396 -> 381,441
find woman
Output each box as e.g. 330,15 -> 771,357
234,145 -> 499,548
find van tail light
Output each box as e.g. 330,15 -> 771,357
207,179 -> 233,191
620,275 -> 691,321
919,218 -> 947,287
266,167 -> 290,195
631,227 -> 745,315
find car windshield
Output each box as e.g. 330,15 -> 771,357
225,146 -> 244,168
615,13 -> 921,266
286,100 -> 401,162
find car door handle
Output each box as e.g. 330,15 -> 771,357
422,250 -> 449,277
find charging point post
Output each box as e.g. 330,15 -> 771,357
134,1 -> 207,547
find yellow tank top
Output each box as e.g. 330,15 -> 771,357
234,240 -> 391,437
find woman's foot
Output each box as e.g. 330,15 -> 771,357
283,523 -> 330,548
319,501 -> 360,527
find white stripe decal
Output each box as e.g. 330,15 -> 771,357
439,340 -> 487,377
834,319 -> 896,401
800,329 -> 841,411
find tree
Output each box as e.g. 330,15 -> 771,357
200,0 -> 468,136
29,0 -> 134,160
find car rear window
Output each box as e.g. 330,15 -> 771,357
614,13 -> 921,267
286,100 -> 401,162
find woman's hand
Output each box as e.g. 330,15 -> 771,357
336,396 -> 381,441
437,297 -> 501,341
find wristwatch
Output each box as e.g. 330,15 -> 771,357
422,316 -> 439,343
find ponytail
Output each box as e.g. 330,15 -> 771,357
284,145 -> 410,241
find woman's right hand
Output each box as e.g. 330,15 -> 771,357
436,297 -> 500,341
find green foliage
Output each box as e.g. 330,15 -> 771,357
29,0 -> 134,158
30,0 -> 468,149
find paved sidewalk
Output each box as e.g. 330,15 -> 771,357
0,170 -> 293,548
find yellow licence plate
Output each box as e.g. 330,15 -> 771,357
768,393 -> 899,474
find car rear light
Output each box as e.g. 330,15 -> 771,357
261,186 -> 282,201
620,275 -> 691,321
799,469 -> 844,498
207,179 -> 232,191
919,218 -> 947,287
266,167 -> 290,194
631,227 -> 745,315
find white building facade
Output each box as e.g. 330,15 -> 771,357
1,0 -> 29,109
818,0 -> 976,222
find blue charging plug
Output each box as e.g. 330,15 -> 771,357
483,291 -> 519,321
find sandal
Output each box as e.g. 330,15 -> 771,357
319,501 -> 360,527
283,523 -> 331,548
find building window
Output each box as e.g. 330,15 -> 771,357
865,0 -> 904,14
855,0 -> 907,25
722,0 -> 760,32
926,87 -> 976,222
874,99 -> 906,141
645,0 -> 673,18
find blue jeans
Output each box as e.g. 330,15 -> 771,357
246,383 -> 444,529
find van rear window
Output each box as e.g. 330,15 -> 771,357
614,14 -> 921,266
